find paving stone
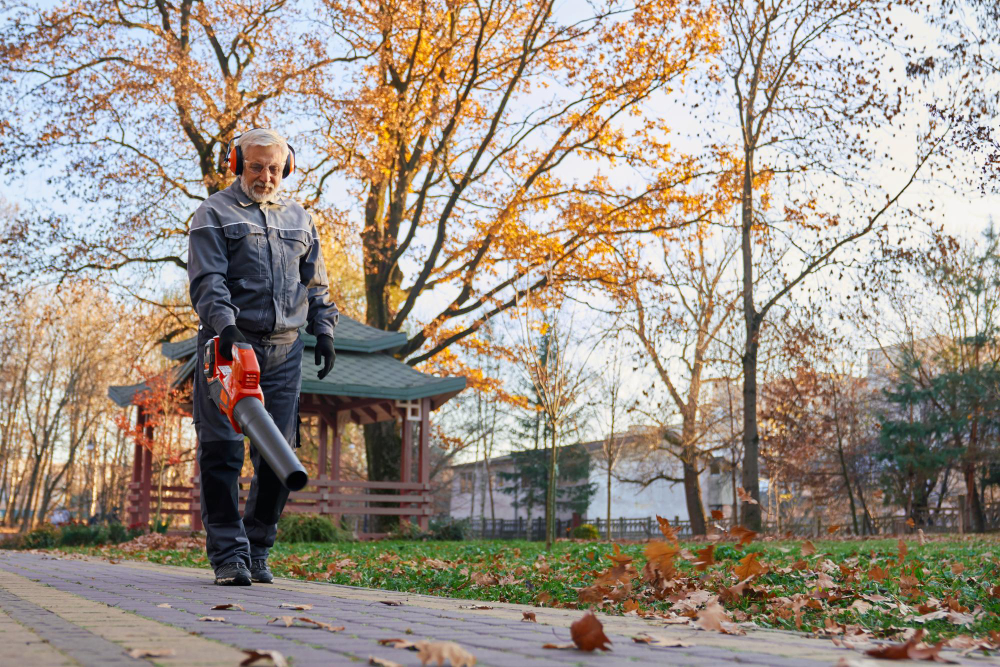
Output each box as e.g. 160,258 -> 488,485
1,551 -> 995,667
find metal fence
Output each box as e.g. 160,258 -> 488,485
462,502 -> 1000,541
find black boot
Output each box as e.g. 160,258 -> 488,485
250,559 -> 273,583
214,561 -> 252,586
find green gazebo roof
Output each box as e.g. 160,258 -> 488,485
108,315 -> 465,413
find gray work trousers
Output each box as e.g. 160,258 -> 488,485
193,328 -> 302,569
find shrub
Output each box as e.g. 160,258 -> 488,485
277,514 -> 353,543
59,524 -> 109,546
571,523 -> 601,540
22,524 -> 60,549
429,518 -> 467,541
388,519 -> 431,541
108,522 -> 143,544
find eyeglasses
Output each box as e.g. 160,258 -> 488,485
246,162 -> 282,176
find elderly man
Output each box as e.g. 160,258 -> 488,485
188,128 -> 338,586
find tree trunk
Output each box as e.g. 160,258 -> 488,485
683,449 -> 706,535
740,134 -> 763,530
546,428 -> 558,550
740,334 -> 762,530
964,463 -> 985,533
606,464 -> 612,540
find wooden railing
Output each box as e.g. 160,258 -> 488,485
129,477 -> 434,534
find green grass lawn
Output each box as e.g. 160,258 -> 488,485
57,535 -> 1000,643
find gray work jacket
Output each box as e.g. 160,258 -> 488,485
188,181 -> 339,343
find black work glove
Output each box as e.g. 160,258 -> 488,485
219,324 -> 246,361
315,334 -> 336,380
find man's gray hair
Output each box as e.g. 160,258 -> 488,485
238,128 -> 288,160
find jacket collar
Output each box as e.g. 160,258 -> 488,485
229,180 -> 287,208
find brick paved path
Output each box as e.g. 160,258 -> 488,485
0,551 -> 995,666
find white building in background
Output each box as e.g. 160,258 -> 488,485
447,425 -> 734,524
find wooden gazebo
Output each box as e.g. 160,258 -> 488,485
108,316 -> 465,537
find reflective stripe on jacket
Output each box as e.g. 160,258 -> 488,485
188,181 -> 339,342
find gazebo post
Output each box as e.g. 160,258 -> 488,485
128,409 -> 146,527
418,397 -> 430,531
318,415 -> 328,479
330,412 -> 341,483
191,438 -> 203,531
400,407 -> 412,524
141,417 -> 154,528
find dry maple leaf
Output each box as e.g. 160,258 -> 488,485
694,544 -> 716,571
730,525 -> 757,547
198,616 -> 225,622
368,657 -> 404,667
268,616 -> 296,627
414,640 -> 476,667
379,600 -> 404,606
296,617 -> 345,632
827,525 -> 841,534
865,629 -> 956,663
522,612 -> 537,622
542,643 -> 576,650
734,552 -> 767,579
156,603 -> 172,608
240,649 -> 288,667
710,509 -> 725,520
897,539 -> 908,566
644,540 -> 679,577
470,572 -> 499,586
736,487 -> 758,505
128,649 -> 176,659
868,565 -> 887,582
800,540 -> 817,556
278,603 -> 312,610
632,634 -> 692,648
378,639 -> 417,650
655,515 -> 679,543
570,612 -> 613,651
695,602 -> 742,634
212,603 -> 244,611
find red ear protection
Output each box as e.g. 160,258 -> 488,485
226,133 -> 295,178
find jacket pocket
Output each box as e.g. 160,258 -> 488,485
223,222 -> 266,277
277,228 -> 311,272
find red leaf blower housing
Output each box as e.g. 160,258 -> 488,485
203,337 -> 309,491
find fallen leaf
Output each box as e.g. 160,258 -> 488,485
296,617 -> 345,632
711,509 -> 725,520
734,552 -> 767,579
632,634 -> 692,648
730,525 -> 757,547
240,649 -> 289,667
694,544 -> 715,571
278,603 -> 313,610
470,572 -> 499,586
644,540 -> 679,577
198,616 -> 225,622
368,657 -> 403,667
542,643 -> 576,650
865,629 -> 956,663
868,565 -> 887,582
128,649 -> 176,659
380,600 -> 404,606
458,604 -> 494,610
212,603 -> 245,611
414,640 -> 476,667
827,525 -> 841,534
695,602 -> 743,634
156,603 -> 172,608
800,540 -> 816,556
897,539 -> 908,566
378,639 -> 418,650
655,515 -> 679,543
268,616 -> 296,627
906,517 -> 916,528
737,487 -> 758,505
570,612 -> 612,651
522,612 -> 537,622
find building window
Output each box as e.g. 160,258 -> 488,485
459,472 -> 475,494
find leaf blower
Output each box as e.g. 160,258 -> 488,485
203,337 -> 309,491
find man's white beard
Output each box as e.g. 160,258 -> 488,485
240,177 -> 279,204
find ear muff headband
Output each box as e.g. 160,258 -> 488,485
226,133 -> 295,178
